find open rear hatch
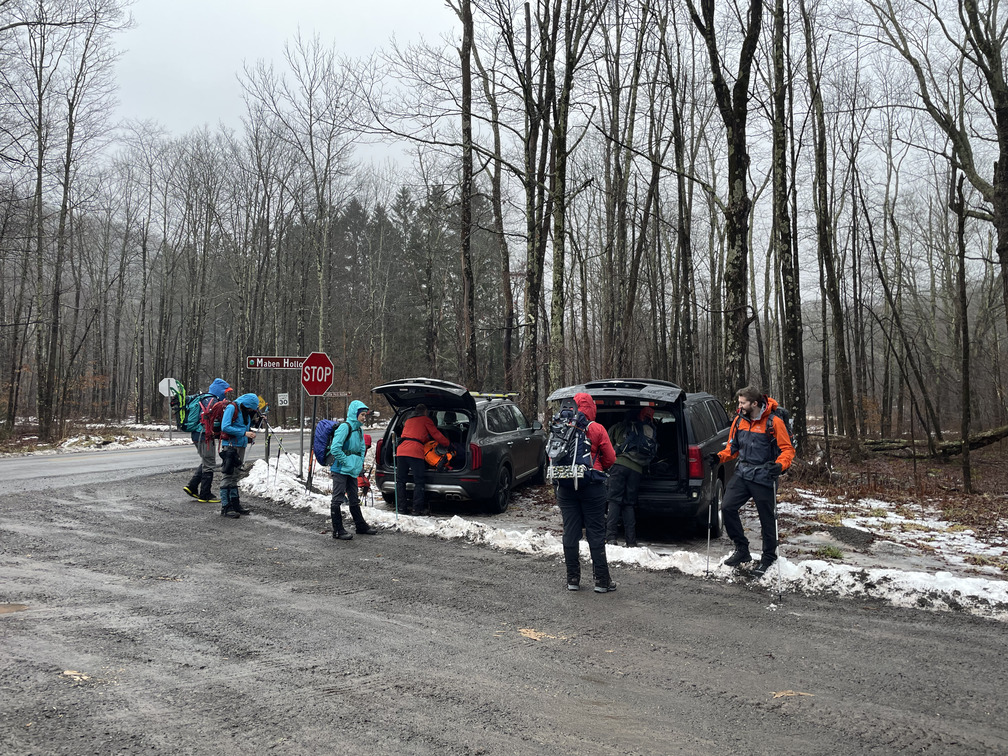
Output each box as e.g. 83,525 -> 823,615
371,378 -> 477,414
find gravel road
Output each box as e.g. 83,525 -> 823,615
2,471 -> 1006,755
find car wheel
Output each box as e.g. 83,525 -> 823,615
490,466 -> 512,514
697,477 -> 724,538
382,493 -> 396,508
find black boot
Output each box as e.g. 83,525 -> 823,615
350,505 -> 377,535
184,468 -> 201,499
230,488 -> 250,516
724,544 -> 752,567
220,489 -> 239,519
197,470 -> 219,503
331,505 -> 353,540
563,546 -> 580,591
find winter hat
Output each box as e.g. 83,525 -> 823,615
208,378 -> 231,400
639,406 -> 655,421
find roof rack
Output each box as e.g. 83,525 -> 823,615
470,392 -> 520,400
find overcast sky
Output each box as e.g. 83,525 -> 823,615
114,0 -> 458,135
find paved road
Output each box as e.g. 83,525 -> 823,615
1,463 -> 1006,755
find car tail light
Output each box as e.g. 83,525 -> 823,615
375,439 -> 383,464
687,445 -> 703,479
469,443 -> 482,470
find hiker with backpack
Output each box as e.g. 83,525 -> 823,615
709,386 -> 795,576
218,393 -> 264,519
549,392 -> 617,593
395,403 -> 451,516
182,378 -> 232,504
605,406 -> 658,547
327,399 -> 378,540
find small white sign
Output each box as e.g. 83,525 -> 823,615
158,377 -> 180,397
277,392 -> 290,407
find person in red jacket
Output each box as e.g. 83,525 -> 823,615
555,392 -> 617,593
395,403 -> 450,516
710,386 -> 795,576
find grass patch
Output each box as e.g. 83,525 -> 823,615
815,545 -> 844,560
813,511 -> 845,527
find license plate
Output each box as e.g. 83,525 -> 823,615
547,465 -> 586,480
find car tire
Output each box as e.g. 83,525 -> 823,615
490,466 -> 512,514
382,493 -> 396,508
697,477 -> 724,538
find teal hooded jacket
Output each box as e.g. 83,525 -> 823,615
329,399 -> 368,477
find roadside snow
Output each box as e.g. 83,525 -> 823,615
242,452 -> 1008,623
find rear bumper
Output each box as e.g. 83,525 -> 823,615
375,470 -> 490,502
634,482 -> 706,519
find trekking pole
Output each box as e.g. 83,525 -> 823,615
773,477 -> 783,603
263,421 -> 300,473
392,436 -> 399,522
705,499 -> 713,576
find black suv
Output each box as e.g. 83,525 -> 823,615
546,379 -> 735,535
371,378 -> 547,513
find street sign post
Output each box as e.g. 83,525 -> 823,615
301,352 -> 334,491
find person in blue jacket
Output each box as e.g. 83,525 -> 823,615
183,377 -> 232,503
329,399 -> 378,539
218,392 -> 262,519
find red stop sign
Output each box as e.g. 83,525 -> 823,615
301,351 -> 334,396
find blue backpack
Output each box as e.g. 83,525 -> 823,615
313,419 -> 349,465
181,393 -> 214,433
545,406 -> 606,489
616,420 -> 658,462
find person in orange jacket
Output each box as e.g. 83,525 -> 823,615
395,403 -> 450,516
710,386 -> 795,575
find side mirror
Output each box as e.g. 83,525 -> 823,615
532,421 -> 543,431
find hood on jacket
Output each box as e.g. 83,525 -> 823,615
347,399 -> 369,428
757,395 -> 779,421
236,393 -> 260,411
208,378 -> 231,400
639,406 -> 654,422
574,392 -> 597,422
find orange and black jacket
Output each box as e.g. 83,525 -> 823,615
715,396 -> 795,486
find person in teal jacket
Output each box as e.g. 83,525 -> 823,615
329,399 -> 378,539
219,392 -> 262,519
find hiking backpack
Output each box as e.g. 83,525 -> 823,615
422,440 -> 455,471
200,398 -> 233,441
180,392 -> 214,433
545,405 -> 605,489
767,405 -> 797,456
616,420 -> 658,463
313,419 -> 349,465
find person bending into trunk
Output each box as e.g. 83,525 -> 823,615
605,406 -> 658,547
555,392 -> 617,593
710,386 -> 795,576
329,400 -> 377,540
218,393 -> 263,518
394,403 -> 450,516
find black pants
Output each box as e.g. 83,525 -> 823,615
395,455 -> 428,512
605,464 -> 641,544
556,482 -> 610,584
721,475 -> 777,559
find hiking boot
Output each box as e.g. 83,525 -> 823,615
332,530 -> 353,541
594,579 -> 617,594
606,538 -> 618,546
183,485 -> 199,499
230,490 -> 250,516
724,546 -> 752,568
197,493 -> 221,504
220,506 -> 240,519
567,577 -> 580,591
625,540 -> 638,548
355,524 -> 378,535
752,556 -> 777,577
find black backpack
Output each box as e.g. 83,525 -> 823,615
545,404 -> 605,489
767,405 -> 797,456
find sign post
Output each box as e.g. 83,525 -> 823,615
301,352 -> 334,491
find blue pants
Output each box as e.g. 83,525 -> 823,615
556,482 -> 610,584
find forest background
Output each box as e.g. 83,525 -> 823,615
3,0 -> 1008,488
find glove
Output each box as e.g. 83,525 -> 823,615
707,453 -> 720,467
770,462 -> 783,475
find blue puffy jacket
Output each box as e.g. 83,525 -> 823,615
329,399 -> 368,477
221,393 -> 260,448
